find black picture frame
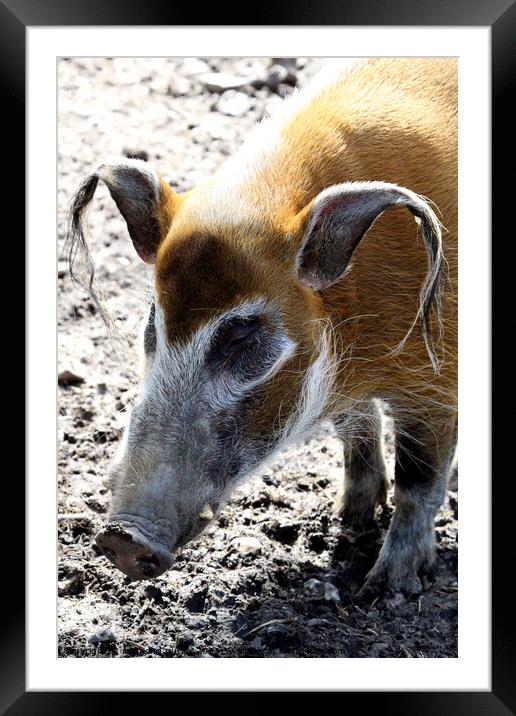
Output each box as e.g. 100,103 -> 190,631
8,0 -> 511,711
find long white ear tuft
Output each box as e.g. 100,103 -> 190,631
68,158 -> 178,266
65,158 -> 180,332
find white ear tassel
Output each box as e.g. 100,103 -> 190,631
198,504 -> 214,521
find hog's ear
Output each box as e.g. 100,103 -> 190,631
292,180 -> 446,372
70,159 -> 180,264
294,181 -> 443,291
95,159 -> 180,262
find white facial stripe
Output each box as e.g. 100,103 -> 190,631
141,297 -> 295,410
275,323 -> 337,448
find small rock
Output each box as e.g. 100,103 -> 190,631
216,91 -> 251,116
58,370 -> 85,386
88,627 -> 117,644
323,583 -> 341,603
304,578 -> 341,603
181,58 -> 210,75
199,72 -> 248,93
122,147 -> 149,161
265,65 -> 290,88
304,578 -> 325,599
373,642 -> 390,651
167,75 -> 191,96
231,536 -> 262,555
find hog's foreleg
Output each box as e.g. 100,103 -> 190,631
358,410 -> 457,597
335,400 -> 388,530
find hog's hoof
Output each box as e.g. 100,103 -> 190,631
336,497 -> 378,533
357,566 -> 424,602
340,508 -> 377,533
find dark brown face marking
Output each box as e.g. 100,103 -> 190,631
155,233 -> 264,342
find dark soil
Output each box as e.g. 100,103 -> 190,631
58,57 -> 458,658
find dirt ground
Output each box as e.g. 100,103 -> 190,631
57,57 -> 458,658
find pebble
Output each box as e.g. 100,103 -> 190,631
58,370 -> 85,386
264,622 -> 291,645
216,91 -> 251,117
199,72 -> 248,93
88,627 -> 117,644
167,76 -> 191,96
303,578 -> 341,603
374,642 -> 390,651
231,536 -> 262,555
181,58 -> 210,75
122,147 -> 149,161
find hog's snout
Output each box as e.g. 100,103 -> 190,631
95,523 -> 173,580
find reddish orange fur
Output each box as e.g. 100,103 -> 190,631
154,58 -> 457,449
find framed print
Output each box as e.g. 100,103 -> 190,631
7,0 -> 512,710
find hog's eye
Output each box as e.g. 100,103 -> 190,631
211,317 -> 260,362
211,317 -> 261,358
208,312 -> 289,384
